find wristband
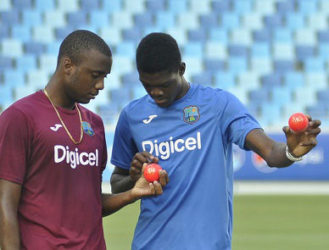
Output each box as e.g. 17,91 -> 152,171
285,146 -> 303,162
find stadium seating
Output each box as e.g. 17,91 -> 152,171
167,0 -> 188,13
0,56 -> 13,72
80,0 -> 100,10
57,0 -> 79,12
121,72 -> 139,87
214,72 -> 236,89
115,41 -> 136,57
204,58 -> 225,73
1,39 -> 23,57
0,9 -> 20,24
15,55 -> 37,73
0,84 -> 14,109
155,11 -> 175,29
0,0 -> 328,135
101,0 -> 122,13
22,10 -> 42,27
34,0 -> 55,11
11,25 -> 32,42
191,72 -> 213,86
211,0 -> 230,13
3,70 -> 25,87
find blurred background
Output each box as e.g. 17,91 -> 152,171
0,0 -> 328,182
0,0 -> 329,248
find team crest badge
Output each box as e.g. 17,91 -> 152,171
82,121 -> 95,136
183,105 -> 200,124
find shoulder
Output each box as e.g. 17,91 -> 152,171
192,84 -> 239,106
11,91 -> 43,111
0,91 -> 42,121
0,105 -> 26,123
0,102 -> 32,136
127,95 -> 150,109
79,105 -> 104,126
121,95 -> 151,116
79,105 -> 101,119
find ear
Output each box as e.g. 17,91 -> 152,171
61,56 -> 74,75
179,62 -> 186,76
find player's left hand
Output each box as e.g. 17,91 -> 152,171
131,163 -> 169,199
283,115 -> 321,157
129,151 -> 159,183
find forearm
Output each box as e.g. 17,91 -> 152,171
110,174 -> 135,194
0,213 -> 20,250
264,142 -> 293,168
245,129 -> 294,168
0,179 -> 21,250
101,191 -> 139,217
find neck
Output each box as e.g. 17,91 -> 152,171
177,78 -> 190,100
45,77 -> 75,110
44,85 -> 84,145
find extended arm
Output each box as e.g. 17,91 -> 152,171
245,129 -> 292,167
104,164 -> 168,216
111,152 -> 159,194
0,179 -> 22,250
101,191 -> 137,217
110,167 -> 135,194
245,117 -> 321,167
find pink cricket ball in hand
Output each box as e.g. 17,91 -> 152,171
288,113 -> 309,133
143,163 -> 163,182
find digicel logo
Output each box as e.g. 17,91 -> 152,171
54,145 -> 99,169
141,132 -> 202,160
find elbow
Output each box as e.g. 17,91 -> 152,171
262,155 -> 278,168
110,176 -> 120,194
110,171 -> 135,193
102,209 -> 112,217
110,186 -> 120,194
267,161 -> 277,168
264,156 -> 276,167
265,158 -> 291,168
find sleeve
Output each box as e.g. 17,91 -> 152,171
0,107 -> 31,184
99,125 -> 107,183
220,92 -> 262,150
110,109 -> 138,170
100,121 -> 107,173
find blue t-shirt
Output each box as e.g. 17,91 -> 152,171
111,84 -> 261,250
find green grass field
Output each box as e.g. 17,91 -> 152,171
103,195 -> 329,250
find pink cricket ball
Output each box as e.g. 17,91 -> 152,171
143,163 -> 162,182
288,113 -> 309,133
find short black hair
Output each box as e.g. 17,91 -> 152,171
136,32 -> 181,73
57,30 -> 112,67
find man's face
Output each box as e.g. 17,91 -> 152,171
139,65 -> 185,108
64,49 -> 112,104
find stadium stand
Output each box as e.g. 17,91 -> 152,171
1,0 -> 329,134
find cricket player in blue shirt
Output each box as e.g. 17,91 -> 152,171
110,33 -> 321,250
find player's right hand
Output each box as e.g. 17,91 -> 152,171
283,115 -> 321,157
129,151 -> 159,182
131,163 -> 169,198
